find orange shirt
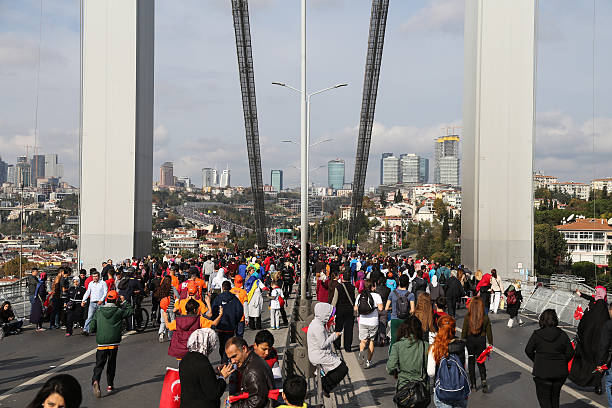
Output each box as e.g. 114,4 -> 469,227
195,277 -> 207,291
174,298 -> 208,316
230,287 -> 248,322
170,275 -> 180,290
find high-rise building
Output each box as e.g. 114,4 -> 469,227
380,153 -> 393,185
16,156 -> 31,187
419,158 -> 429,184
439,156 -> 460,186
202,168 -> 218,188
44,154 -> 64,179
31,154 -> 45,181
6,165 -> 15,185
434,135 -> 459,184
0,157 -> 7,184
220,168 -> 230,188
176,177 -> 191,188
328,159 -> 345,190
382,155 -> 401,185
271,170 -> 283,192
400,154 -> 420,183
160,162 -> 174,187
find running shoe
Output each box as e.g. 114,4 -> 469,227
93,381 -> 101,398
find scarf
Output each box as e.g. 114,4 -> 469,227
595,286 -> 607,301
187,328 -> 219,356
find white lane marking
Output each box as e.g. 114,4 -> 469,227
0,330 -> 136,402
456,327 -> 605,408
341,349 -> 377,408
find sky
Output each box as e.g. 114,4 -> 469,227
1,0 -> 612,188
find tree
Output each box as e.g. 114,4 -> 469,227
380,192 -> 387,208
179,249 -> 197,259
151,237 -> 164,259
572,261 -> 599,282
394,190 -> 403,203
433,198 -> 447,220
1,257 -> 41,278
534,223 -> 570,276
441,214 -> 450,242
534,187 -> 551,199
603,186 -> 608,200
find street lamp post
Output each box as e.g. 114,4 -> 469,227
19,183 -> 24,317
272,81 -> 347,301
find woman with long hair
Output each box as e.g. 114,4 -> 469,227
26,374 -> 82,408
427,315 -> 469,408
414,293 -> 436,343
156,276 -> 176,342
387,315 -> 430,408
489,269 -> 504,314
461,296 -> 493,393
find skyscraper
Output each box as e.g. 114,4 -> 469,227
220,168 -> 231,188
44,154 -> 64,179
434,135 -> 459,184
380,153 -> 393,185
160,162 -> 174,187
328,159 -> 345,190
271,170 -> 283,192
419,158 -> 429,184
382,155 -> 401,185
439,156 -> 460,186
16,156 -> 31,187
31,154 -> 45,181
0,157 -> 7,184
202,168 -> 218,188
400,154 -> 420,183
6,165 -> 15,185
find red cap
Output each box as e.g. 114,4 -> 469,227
106,290 -> 118,301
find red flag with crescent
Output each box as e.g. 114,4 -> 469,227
159,367 -> 181,408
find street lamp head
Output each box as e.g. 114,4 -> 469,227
272,82 -> 286,86
335,83 -> 348,88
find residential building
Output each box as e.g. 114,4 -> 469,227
533,173 -> 558,190
44,154 -> 64,179
382,155 -> 401,185
160,162 -> 174,187
380,153 -> 393,185
31,154 -> 45,181
328,159 -> 345,190
220,168 -> 230,188
556,218 -> 612,265
439,156 -> 460,186
434,135 -> 459,184
550,182 -> 589,200
271,169 -> 283,192
202,167 -> 218,187
419,158 -> 429,184
400,154 -> 420,183
175,177 -> 191,188
591,178 -> 612,192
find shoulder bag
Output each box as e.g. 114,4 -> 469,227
393,340 -> 431,408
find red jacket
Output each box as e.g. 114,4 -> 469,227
168,315 -> 200,359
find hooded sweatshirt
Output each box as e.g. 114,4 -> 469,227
307,303 -> 341,373
525,326 -> 574,379
169,315 -> 201,359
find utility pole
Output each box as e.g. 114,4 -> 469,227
20,182 -> 24,318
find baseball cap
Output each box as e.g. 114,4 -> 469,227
106,290 -> 119,301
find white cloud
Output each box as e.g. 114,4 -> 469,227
401,0 -> 464,35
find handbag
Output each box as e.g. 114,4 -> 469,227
393,341 -> 431,408
339,283 -> 358,317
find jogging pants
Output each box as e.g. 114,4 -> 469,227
533,376 -> 565,408
322,361 -> 348,394
333,310 -> 354,352
66,307 -> 82,335
93,348 -> 118,387
218,331 -> 234,363
248,316 -> 262,330
447,297 -> 457,318
270,309 -> 281,329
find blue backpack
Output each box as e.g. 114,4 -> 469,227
435,352 -> 470,402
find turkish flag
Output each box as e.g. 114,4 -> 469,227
159,367 -> 181,408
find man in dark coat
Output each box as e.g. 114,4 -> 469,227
445,270 -> 464,318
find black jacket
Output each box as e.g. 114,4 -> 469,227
445,276 -> 464,299
234,351 -> 274,408
525,327 -> 574,379
179,351 -> 226,408
598,320 -> 612,366
26,275 -> 39,297
334,282 -> 356,312
212,291 -> 243,333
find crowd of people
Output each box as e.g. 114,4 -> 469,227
13,245 -> 612,408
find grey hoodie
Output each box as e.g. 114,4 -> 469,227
307,303 -> 341,373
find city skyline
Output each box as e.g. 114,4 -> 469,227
2,1 -> 612,187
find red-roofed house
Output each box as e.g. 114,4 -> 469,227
556,218 -> 612,266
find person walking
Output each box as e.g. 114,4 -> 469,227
89,290 -> 133,397
230,275 -> 249,337
427,315 -> 470,408
355,279 -> 384,369
331,273 -> 357,352
489,269 -> 504,314
525,309 -> 574,408
445,270 -> 464,318
26,268 -> 40,308
245,267 -> 266,330
50,270 -> 65,329
504,281 -> 524,327
414,293 -> 436,344
269,280 -> 283,330
428,275 -> 445,304
475,271 -> 492,314
461,296 -> 493,393
211,281 -> 243,363
30,272 -> 47,332
387,315 -> 431,408
65,277 -> 86,337
307,303 -> 348,397
81,271 -> 107,336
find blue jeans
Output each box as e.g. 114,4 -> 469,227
606,369 -> 612,408
433,392 -> 468,408
236,321 -> 245,338
84,302 -> 100,332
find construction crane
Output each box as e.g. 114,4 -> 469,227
348,0 -> 389,250
231,0 -> 267,248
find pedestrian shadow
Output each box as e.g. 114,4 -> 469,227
488,370 -> 521,390
0,356 -> 36,370
561,401 -> 602,408
112,374 -> 165,393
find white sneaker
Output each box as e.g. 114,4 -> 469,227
365,360 -> 372,369
507,319 -> 513,328
158,333 -> 164,343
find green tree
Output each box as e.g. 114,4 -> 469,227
534,223 -> 570,276
603,186 -> 608,200
572,261 -> 599,282
534,188 -> 552,199
380,192 -> 387,208
433,198 -> 447,220
441,214 -> 450,242
179,249 -> 197,259
151,237 -> 164,259
394,190 -> 403,203
1,257 -> 41,278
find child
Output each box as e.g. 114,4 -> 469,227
270,281 -> 284,330
278,375 -> 307,408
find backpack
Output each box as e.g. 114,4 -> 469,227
507,290 -> 517,305
439,273 -> 447,286
358,291 -> 375,315
395,290 -> 410,319
411,277 -> 426,297
435,352 -> 470,402
117,277 -> 129,291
